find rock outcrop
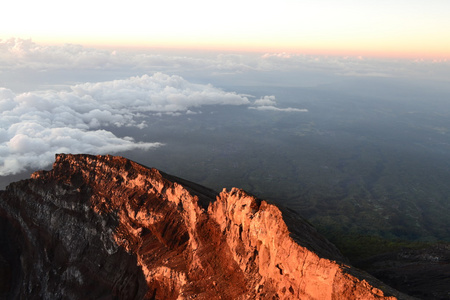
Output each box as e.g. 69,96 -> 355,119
0,154 -> 412,299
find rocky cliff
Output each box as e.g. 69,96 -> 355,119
0,154 -> 412,299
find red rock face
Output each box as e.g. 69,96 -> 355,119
0,154 -> 412,299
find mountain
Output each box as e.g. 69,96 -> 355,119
0,154 -> 411,299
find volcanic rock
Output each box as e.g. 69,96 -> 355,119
0,154 -> 413,299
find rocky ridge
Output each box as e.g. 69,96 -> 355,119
0,154 -> 412,299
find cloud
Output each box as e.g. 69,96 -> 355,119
70,73 -> 250,112
3,38 -> 450,91
253,95 -> 277,106
0,38 -> 246,74
0,38 -> 115,70
249,106 -> 309,112
0,73 -> 250,175
250,95 -> 308,112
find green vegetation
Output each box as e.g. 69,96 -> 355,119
316,228 -> 432,262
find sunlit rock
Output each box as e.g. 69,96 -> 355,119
0,154 -> 412,299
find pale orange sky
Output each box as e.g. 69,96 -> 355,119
2,0 -> 450,58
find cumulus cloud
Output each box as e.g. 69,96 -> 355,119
253,95 -> 277,106
0,73 -> 250,175
71,73 -> 250,112
250,95 -> 308,112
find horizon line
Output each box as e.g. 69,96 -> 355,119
4,36 -> 450,60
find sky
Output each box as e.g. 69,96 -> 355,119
2,0 -> 450,58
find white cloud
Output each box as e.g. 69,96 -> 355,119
250,95 -> 308,112
0,73 -> 251,175
249,106 -> 308,112
0,38 -> 240,75
71,73 -> 250,111
0,38 -> 113,70
253,95 -> 277,106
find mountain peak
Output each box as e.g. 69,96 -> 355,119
0,154 -> 411,299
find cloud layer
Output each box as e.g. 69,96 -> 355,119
2,38 -> 448,84
0,73 -> 251,175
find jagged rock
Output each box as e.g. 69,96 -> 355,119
0,154 -> 413,299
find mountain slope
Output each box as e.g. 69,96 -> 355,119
0,154 -> 411,299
